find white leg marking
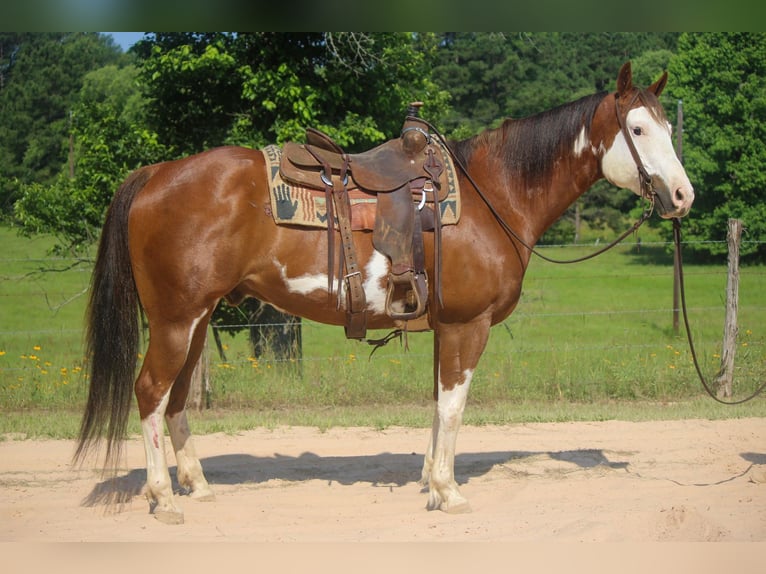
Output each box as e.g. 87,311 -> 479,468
163,307 -> 214,500
437,370 -> 473,427
167,410 -> 215,501
427,369 -> 474,513
141,389 -> 184,522
420,406 -> 439,485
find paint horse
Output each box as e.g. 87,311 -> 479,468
75,62 -> 693,524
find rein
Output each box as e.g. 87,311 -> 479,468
418,104 -> 765,405
673,218 -> 766,404
417,105 -> 655,265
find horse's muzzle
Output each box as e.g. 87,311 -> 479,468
655,181 -> 694,219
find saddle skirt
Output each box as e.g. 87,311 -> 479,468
262,142 -> 460,231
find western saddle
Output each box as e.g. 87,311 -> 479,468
280,103 -> 446,340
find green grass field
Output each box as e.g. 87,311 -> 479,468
1,223 -> 765,439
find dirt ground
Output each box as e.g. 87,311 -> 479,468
2,418 -> 765,542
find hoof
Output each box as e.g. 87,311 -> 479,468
190,489 -> 215,502
442,500 -> 472,514
426,492 -> 472,514
153,508 -> 185,525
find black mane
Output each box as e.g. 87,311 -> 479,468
451,91 -> 607,191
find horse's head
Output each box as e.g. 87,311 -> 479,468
600,62 -> 694,219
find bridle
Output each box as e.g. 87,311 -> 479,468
419,95 -> 766,404
614,90 -> 657,204
618,92 -> 765,404
416,89 -> 658,265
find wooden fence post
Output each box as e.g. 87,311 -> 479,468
714,218 -> 742,398
187,334 -> 211,411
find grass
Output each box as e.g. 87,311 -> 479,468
1,222 -> 765,441
3,398 -> 765,443
0,226 -> 92,414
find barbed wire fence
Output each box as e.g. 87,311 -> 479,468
2,238 -> 765,407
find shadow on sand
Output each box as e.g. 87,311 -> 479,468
81,447 -> 630,508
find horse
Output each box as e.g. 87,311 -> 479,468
74,62 -> 694,524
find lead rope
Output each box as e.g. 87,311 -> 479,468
411,116 -> 655,265
416,114 -> 765,405
673,218 -> 766,404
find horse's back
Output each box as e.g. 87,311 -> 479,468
129,146 -> 269,236
133,146 -> 266,205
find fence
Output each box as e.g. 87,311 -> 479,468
2,238 -> 765,408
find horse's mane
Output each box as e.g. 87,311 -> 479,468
451,91 -> 608,192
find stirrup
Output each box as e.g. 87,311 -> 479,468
385,270 -> 427,321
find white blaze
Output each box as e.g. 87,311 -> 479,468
602,107 -> 675,194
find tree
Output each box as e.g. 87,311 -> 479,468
667,32 -> 766,260
134,33 -> 450,155
131,32 -> 452,356
13,63 -> 168,254
431,32 -> 680,242
230,32 -> 450,150
137,33 -> 243,155
0,33 -> 123,214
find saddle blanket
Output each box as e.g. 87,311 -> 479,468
262,142 -> 461,230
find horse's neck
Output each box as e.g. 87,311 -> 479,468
501,154 -> 602,248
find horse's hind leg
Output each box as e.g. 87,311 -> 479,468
422,315 -> 491,514
165,311 -> 215,502
166,411 -> 215,501
136,308 -> 212,524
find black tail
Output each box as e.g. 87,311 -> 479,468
73,167 -> 154,471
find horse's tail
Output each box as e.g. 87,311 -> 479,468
73,166 -> 155,472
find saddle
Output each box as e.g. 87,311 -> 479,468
279,103 -> 446,340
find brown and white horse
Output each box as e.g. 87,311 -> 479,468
75,62 -> 693,523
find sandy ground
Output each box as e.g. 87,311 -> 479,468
2,418 -> 765,543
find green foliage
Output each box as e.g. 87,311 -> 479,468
4,32 -> 765,261
13,64 -> 168,253
432,32 -> 678,137
134,33 -> 450,154
0,33 -> 123,213
230,32 -> 450,150
139,37 -> 244,154
668,33 -> 766,260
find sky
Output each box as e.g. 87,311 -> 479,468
106,32 -> 145,51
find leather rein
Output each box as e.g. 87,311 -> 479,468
420,91 -> 765,405
416,89 -> 657,266
673,219 -> 766,404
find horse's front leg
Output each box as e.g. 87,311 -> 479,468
422,315 -> 491,513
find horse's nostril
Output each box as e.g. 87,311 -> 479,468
675,188 -> 685,203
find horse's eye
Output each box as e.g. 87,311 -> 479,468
632,126 -> 643,136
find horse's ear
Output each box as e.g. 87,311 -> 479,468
616,62 -> 633,95
649,70 -> 669,97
